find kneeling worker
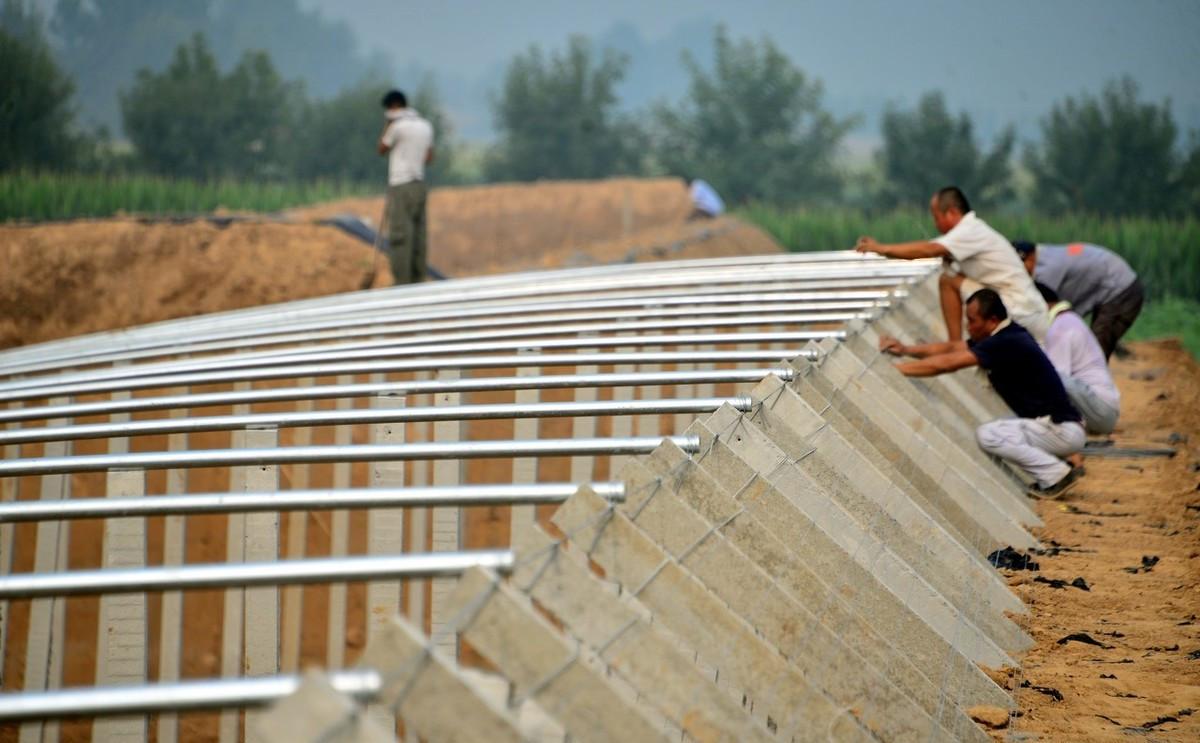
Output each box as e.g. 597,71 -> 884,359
878,288 -> 1084,498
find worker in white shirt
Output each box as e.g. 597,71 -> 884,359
378,89 -> 434,284
1035,282 -> 1120,435
855,186 -> 1048,343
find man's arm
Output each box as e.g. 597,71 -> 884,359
425,146 -> 434,165
894,349 -> 978,377
856,237 -> 950,260
377,122 -> 393,156
879,334 -> 968,358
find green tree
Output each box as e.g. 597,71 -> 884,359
1024,77 -> 1191,216
877,91 -> 1015,209
485,35 -> 645,182
0,0 -> 82,171
652,26 -> 854,205
120,33 -> 298,180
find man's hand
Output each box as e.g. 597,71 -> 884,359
855,236 -> 884,255
878,335 -> 906,356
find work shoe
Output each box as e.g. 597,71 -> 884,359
1028,466 -> 1082,500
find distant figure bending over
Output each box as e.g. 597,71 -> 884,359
686,177 -> 725,220
855,187 -> 1048,343
879,288 -> 1084,498
1035,282 -> 1120,436
378,89 -> 434,284
1012,240 -> 1143,359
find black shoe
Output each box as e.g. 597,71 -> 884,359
1028,466 -> 1083,500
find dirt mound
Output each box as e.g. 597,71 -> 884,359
1,178 -> 771,349
0,220 -> 386,350
288,177 -> 696,275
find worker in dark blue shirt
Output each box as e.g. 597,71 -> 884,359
877,288 -> 1085,498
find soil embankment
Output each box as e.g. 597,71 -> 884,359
994,339 -> 1200,741
0,177 -> 781,350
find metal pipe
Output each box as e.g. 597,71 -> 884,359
0,670 -> 383,721
0,261 -> 931,370
0,550 -> 514,599
0,483 -> 626,522
0,368 -> 794,424
0,347 -> 814,404
0,396 -> 751,445
0,435 -> 701,477
0,298 -> 881,376
0,319 -> 848,395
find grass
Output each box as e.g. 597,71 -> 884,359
1126,297 -> 1200,359
0,172 -> 378,222
740,205 -> 1200,302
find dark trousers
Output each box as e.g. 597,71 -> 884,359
385,180 -> 428,284
1090,277 -> 1144,359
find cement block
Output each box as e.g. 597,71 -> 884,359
616,457 -> 985,743
747,374 -> 1025,620
686,415 -> 1018,679
445,567 -> 672,743
511,517 -> 775,743
362,615 -> 525,742
807,347 -> 1037,531
255,671 -> 393,743
791,359 -> 1035,552
551,489 -> 876,743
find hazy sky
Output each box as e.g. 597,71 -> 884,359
300,0 -> 1200,145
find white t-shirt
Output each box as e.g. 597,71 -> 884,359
1044,307 -> 1120,408
689,179 -> 724,215
381,109 -> 434,186
933,211 -> 1049,341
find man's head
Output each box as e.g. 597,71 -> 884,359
928,186 -> 971,234
1012,240 -> 1037,275
965,288 -> 1007,341
381,89 -> 407,111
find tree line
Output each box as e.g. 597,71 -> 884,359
2,0 -> 1197,217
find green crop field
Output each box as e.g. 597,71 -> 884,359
741,205 -> 1200,357
740,205 -> 1200,302
0,172 -> 378,223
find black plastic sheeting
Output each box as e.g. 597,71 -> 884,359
318,213 -> 445,280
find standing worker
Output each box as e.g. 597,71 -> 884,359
378,89 -> 434,284
1012,241 -> 1143,359
855,186 -> 1048,343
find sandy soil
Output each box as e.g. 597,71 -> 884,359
986,339 -> 1200,741
286,177 -> 693,276
0,220 -> 387,350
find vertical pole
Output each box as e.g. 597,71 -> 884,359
511,348 -> 540,541
569,338 -> 599,484
157,397 -> 188,743
325,376 -> 354,670
609,339 -> 637,475
406,371 -> 431,631
219,383 -> 251,743
19,397 -> 71,743
368,391 -> 406,734
93,468 -> 148,743
242,425 -> 280,743
0,402 -> 21,690
430,369 -> 465,658
281,378 -> 315,674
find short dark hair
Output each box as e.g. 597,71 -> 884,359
381,89 -> 407,108
934,186 -> 971,215
966,288 -> 1008,321
1012,240 -> 1036,258
1034,281 -> 1060,304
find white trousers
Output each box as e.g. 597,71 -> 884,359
1061,375 -> 1120,435
976,417 -> 1086,488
